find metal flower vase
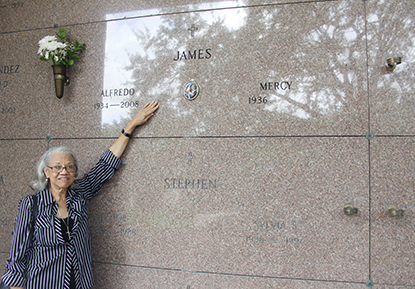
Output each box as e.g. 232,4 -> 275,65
52,65 -> 70,98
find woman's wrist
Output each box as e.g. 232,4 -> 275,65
121,129 -> 132,138
123,123 -> 136,135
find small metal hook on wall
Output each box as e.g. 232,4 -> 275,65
387,205 -> 404,217
385,57 -> 402,71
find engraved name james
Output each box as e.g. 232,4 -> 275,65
174,49 -> 212,61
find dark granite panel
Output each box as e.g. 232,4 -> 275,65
371,137 -> 415,286
89,137 -> 369,282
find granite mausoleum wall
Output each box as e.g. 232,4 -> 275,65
1,0 -> 414,288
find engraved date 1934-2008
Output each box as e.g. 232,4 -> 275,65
93,101 -> 139,109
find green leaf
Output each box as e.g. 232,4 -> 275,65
71,54 -> 80,59
55,27 -> 66,40
59,28 -> 66,38
39,56 -> 48,61
67,59 -> 74,66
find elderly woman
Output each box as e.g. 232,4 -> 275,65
1,101 -> 159,289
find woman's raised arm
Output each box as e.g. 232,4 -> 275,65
109,101 -> 159,158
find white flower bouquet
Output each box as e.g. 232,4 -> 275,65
38,28 -> 86,66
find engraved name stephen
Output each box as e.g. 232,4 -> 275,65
164,178 -> 217,190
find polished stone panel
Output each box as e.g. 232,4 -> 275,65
2,0 -> 368,139
0,0 -> 55,33
371,137 -> 415,286
47,23 -> 107,139
92,0 -> 368,138
0,31 -> 52,140
0,1 -> 328,33
92,262 -> 367,289
0,140 -> 48,253
89,137 -> 369,282
367,0 -> 415,135
25,0 -> 368,139
1,0 -> 414,287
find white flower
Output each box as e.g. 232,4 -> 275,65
38,35 -> 57,46
37,34 -> 68,63
38,28 -> 85,66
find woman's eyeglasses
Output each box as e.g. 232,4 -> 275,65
47,165 -> 76,173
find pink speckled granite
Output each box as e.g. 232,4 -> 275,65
88,137 -> 369,282
47,23 -> 107,139
0,1 -> 327,33
92,0 -> 368,138
0,140 -> 48,253
367,0 -> 415,135
1,0 -> 415,287
92,262 -> 368,289
370,137 -> 415,286
0,0 -> 56,33
0,31 -> 52,139
1,0 -> 368,139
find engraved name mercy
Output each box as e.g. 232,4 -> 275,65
164,178 -> 217,190
260,81 -> 292,90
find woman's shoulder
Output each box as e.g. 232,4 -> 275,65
19,191 -> 43,208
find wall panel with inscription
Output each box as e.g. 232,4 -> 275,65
1,0 -> 414,288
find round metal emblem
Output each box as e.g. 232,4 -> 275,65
183,81 -> 199,100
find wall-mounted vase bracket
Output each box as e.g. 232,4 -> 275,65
52,65 -> 70,98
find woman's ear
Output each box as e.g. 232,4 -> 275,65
43,167 -> 49,179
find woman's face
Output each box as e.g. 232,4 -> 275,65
43,153 -> 76,192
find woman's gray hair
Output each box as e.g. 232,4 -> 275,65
31,146 -> 79,191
